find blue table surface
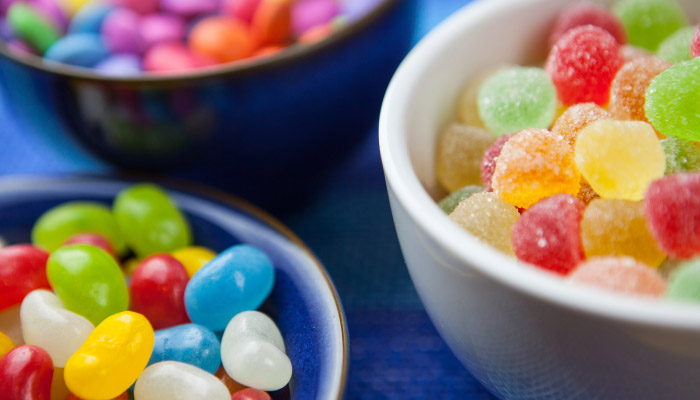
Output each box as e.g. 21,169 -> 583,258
0,1 -> 499,399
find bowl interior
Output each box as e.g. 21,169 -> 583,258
0,176 -> 347,399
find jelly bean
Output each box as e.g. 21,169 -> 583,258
32,201 -> 127,255
6,2 -> 60,54
222,0 -> 262,24
189,16 -> 254,63
32,0 -> 68,33
68,2 -> 115,34
46,33 -> 109,68
215,366 -> 248,394
0,345 -> 53,400
185,244 -> 275,331
292,0 -> 339,36
438,185 -> 482,214
135,361 -> 231,400
551,103 -> 611,147
449,192 -> 520,255
232,388 -> 272,400
568,257 -> 667,296
130,254 -> 190,330
479,133 -> 514,192
46,244 -> 128,326
221,311 -> 292,391
692,26 -> 700,58
608,57 -> 670,123
0,244 -> 50,311
0,305 -> 24,345
65,391 -> 129,400
63,232 -> 117,258
171,246 -> 217,277
94,53 -> 142,75
0,330 -> 14,359
101,8 -> 142,54
251,0 -> 292,47
656,25 -> 696,63
149,323 -> 221,374
667,259 -> 700,302
661,137 -> 700,174
140,13 -> 186,50
436,123 -> 496,193
51,367 -> 70,400
20,289 -> 94,368
111,0 -> 158,15
548,2 -> 626,47
143,41 -> 216,73
65,311 -> 154,400
113,183 -> 192,258
613,0 -> 687,51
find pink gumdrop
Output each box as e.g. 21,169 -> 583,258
568,257 -> 666,297
548,2 -> 626,48
63,233 -> 117,259
645,173 -> 700,259
161,0 -> 218,17
102,8 -> 143,54
140,13 -> 186,50
232,388 -> 272,400
691,26 -> 700,58
111,0 -> 158,15
144,41 -> 216,74
545,25 -> 623,106
512,194 -> 585,275
292,0 -> 339,36
221,0 -> 261,24
480,133 -> 514,191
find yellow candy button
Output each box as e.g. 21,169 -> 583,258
172,246 -> 217,277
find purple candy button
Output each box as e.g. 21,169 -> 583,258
101,8 -> 143,54
161,0 -> 219,17
140,13 -> 186,50
292,0 -> 340,36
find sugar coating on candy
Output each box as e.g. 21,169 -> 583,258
548,2 -> 627,47
645,57 -> 700,141
613,0 -> 688,51
692,26 -> 700,58
438,185 -> 482,214
657,25 -> 697,64
575,119 -> 665,201
512,194 -> 585,275
448,192 -> 520,255
436,123 -> 497,193
477,66 -> 556,135
456,67 -> 504,129
621,44 -> 653,62
667,259 -> 700,302
551,102 -> 611,146
661,137 -> 700,174
577,180 -> 599,205
480,133 -> 513,192
608,57 -> 670,122
545,25 -> 623,106
645,173 -> 700,259
581,198 -> 666,267
491,129 -> 580,209
568,257 -> 666,297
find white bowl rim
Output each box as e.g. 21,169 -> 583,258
379,0 -> 700,331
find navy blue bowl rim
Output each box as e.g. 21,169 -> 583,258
0,0 -> 400,83
0,173 -> 349,399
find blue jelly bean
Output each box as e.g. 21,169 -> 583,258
149,324 -> 221,374
94,54 -> 141,76
184,244 -> 275,331
44,33 -> 108,68
68,3 -> 115,34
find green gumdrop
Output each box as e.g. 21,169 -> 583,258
667,258 -> 700,302
645,57 -> 700,141
47,244 -> 128,326
113,183 -> 192,258
613,0 -> 688,51
477,66 -> 556,136
32,201 -> 128,255
6,2 -> 60,54
438,185 -> 483,214
661,137 -> 700,174
657,25 -> 697,63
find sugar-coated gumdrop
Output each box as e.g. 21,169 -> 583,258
577,180 -> 599,205
661,137 -> 700,174
477,66 -> 556,135
657,25 -> 697,64
135,361 -> 231,400
575,119 -> 665,201
645,57 -> 700,141
549,2 -> 627,47
546,25 -> 623,105
0,345 -> 53,400
480,133 -> 514,192
667,259 -> 700,302
581,198 -> 666,267
492,129 -> 580,209
171,246 -> 217,277
551,102 -> 611,146
233,388 -> 272,400
436,123 -> 497,192
0,331 -> 14,359
613,0 -> 687,51
645,173 -> 700,259
621,44 -> 653,62
149,324 -> 221,374
0,245 -> 50,311
190,16 -> 253,63
512,194 -> 585,275
608,57 -> 670,122
438,185 -> 482,214
568,257 -> 666,296
692,26 -> 700,58
456,67 -> 503,129
448,192 -> 520,255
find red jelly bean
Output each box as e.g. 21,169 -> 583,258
548,2 -> 626,48
480,133 -> 514,192
0,345 -> 54,400
692,26 -> 700,58
0,244 -> 50,311
645,173 -> 700,259
63,232 -> 117,259
545,25 -> 623,106
129,254 -> 190,329
232,388 -> 272,400
512,194 -> 585,275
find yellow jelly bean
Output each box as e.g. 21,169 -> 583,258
172,246 -> 217,277
0,331 -> 14,358
64,311 -> 154,400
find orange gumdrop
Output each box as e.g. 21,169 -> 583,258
189,16 -> 253,63
608,56 -> 671,122
251,0 -> 292,47
551,102 -> 611,147
568,257 -> 666,297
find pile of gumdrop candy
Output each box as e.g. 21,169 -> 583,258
436,0 -> 700,301
0,0 -> 380,75
0,183 -> 290,399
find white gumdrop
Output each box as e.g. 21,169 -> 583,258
20,289 -> 94,367
134,361 -> 230,400
221,310 -> 292,391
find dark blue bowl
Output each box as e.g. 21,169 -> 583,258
0,175 -> 348,399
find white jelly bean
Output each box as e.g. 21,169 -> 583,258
221,311 -> 292,391
20,289 -> 94,367
134,361 -> 230,400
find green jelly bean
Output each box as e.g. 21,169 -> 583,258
113,184 -> 192,258
7,3 -> 61,54
32,201 -> 128,255
438,185 -> 483,214
613,0 -> 688,51
47,244 -> 128,326
657,25 -> 697,64
667,258 -> 700,302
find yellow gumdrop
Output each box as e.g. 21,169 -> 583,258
64,311 -> 154,400
449,192 -> 520,255
575,120 -> 665,201
0,331 -> 15,358
171,246 -> 217,277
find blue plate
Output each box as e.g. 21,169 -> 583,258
0,176 -> 348,399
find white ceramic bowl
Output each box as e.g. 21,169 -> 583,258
379,0 -> 700,398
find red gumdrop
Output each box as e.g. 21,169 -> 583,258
0,244 -> 50,311
143,42 -> 217,74
548,2 -> 627,48
232,388 -> 272,400
691,26 -> 700,58
480,133 -> 514,191
129,254 -> 190,329
0,345 -> 53,400
545,25 -> 623,106
512,194 -> 585,275
645,173 -> 700,259
63,233 -> 117,259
